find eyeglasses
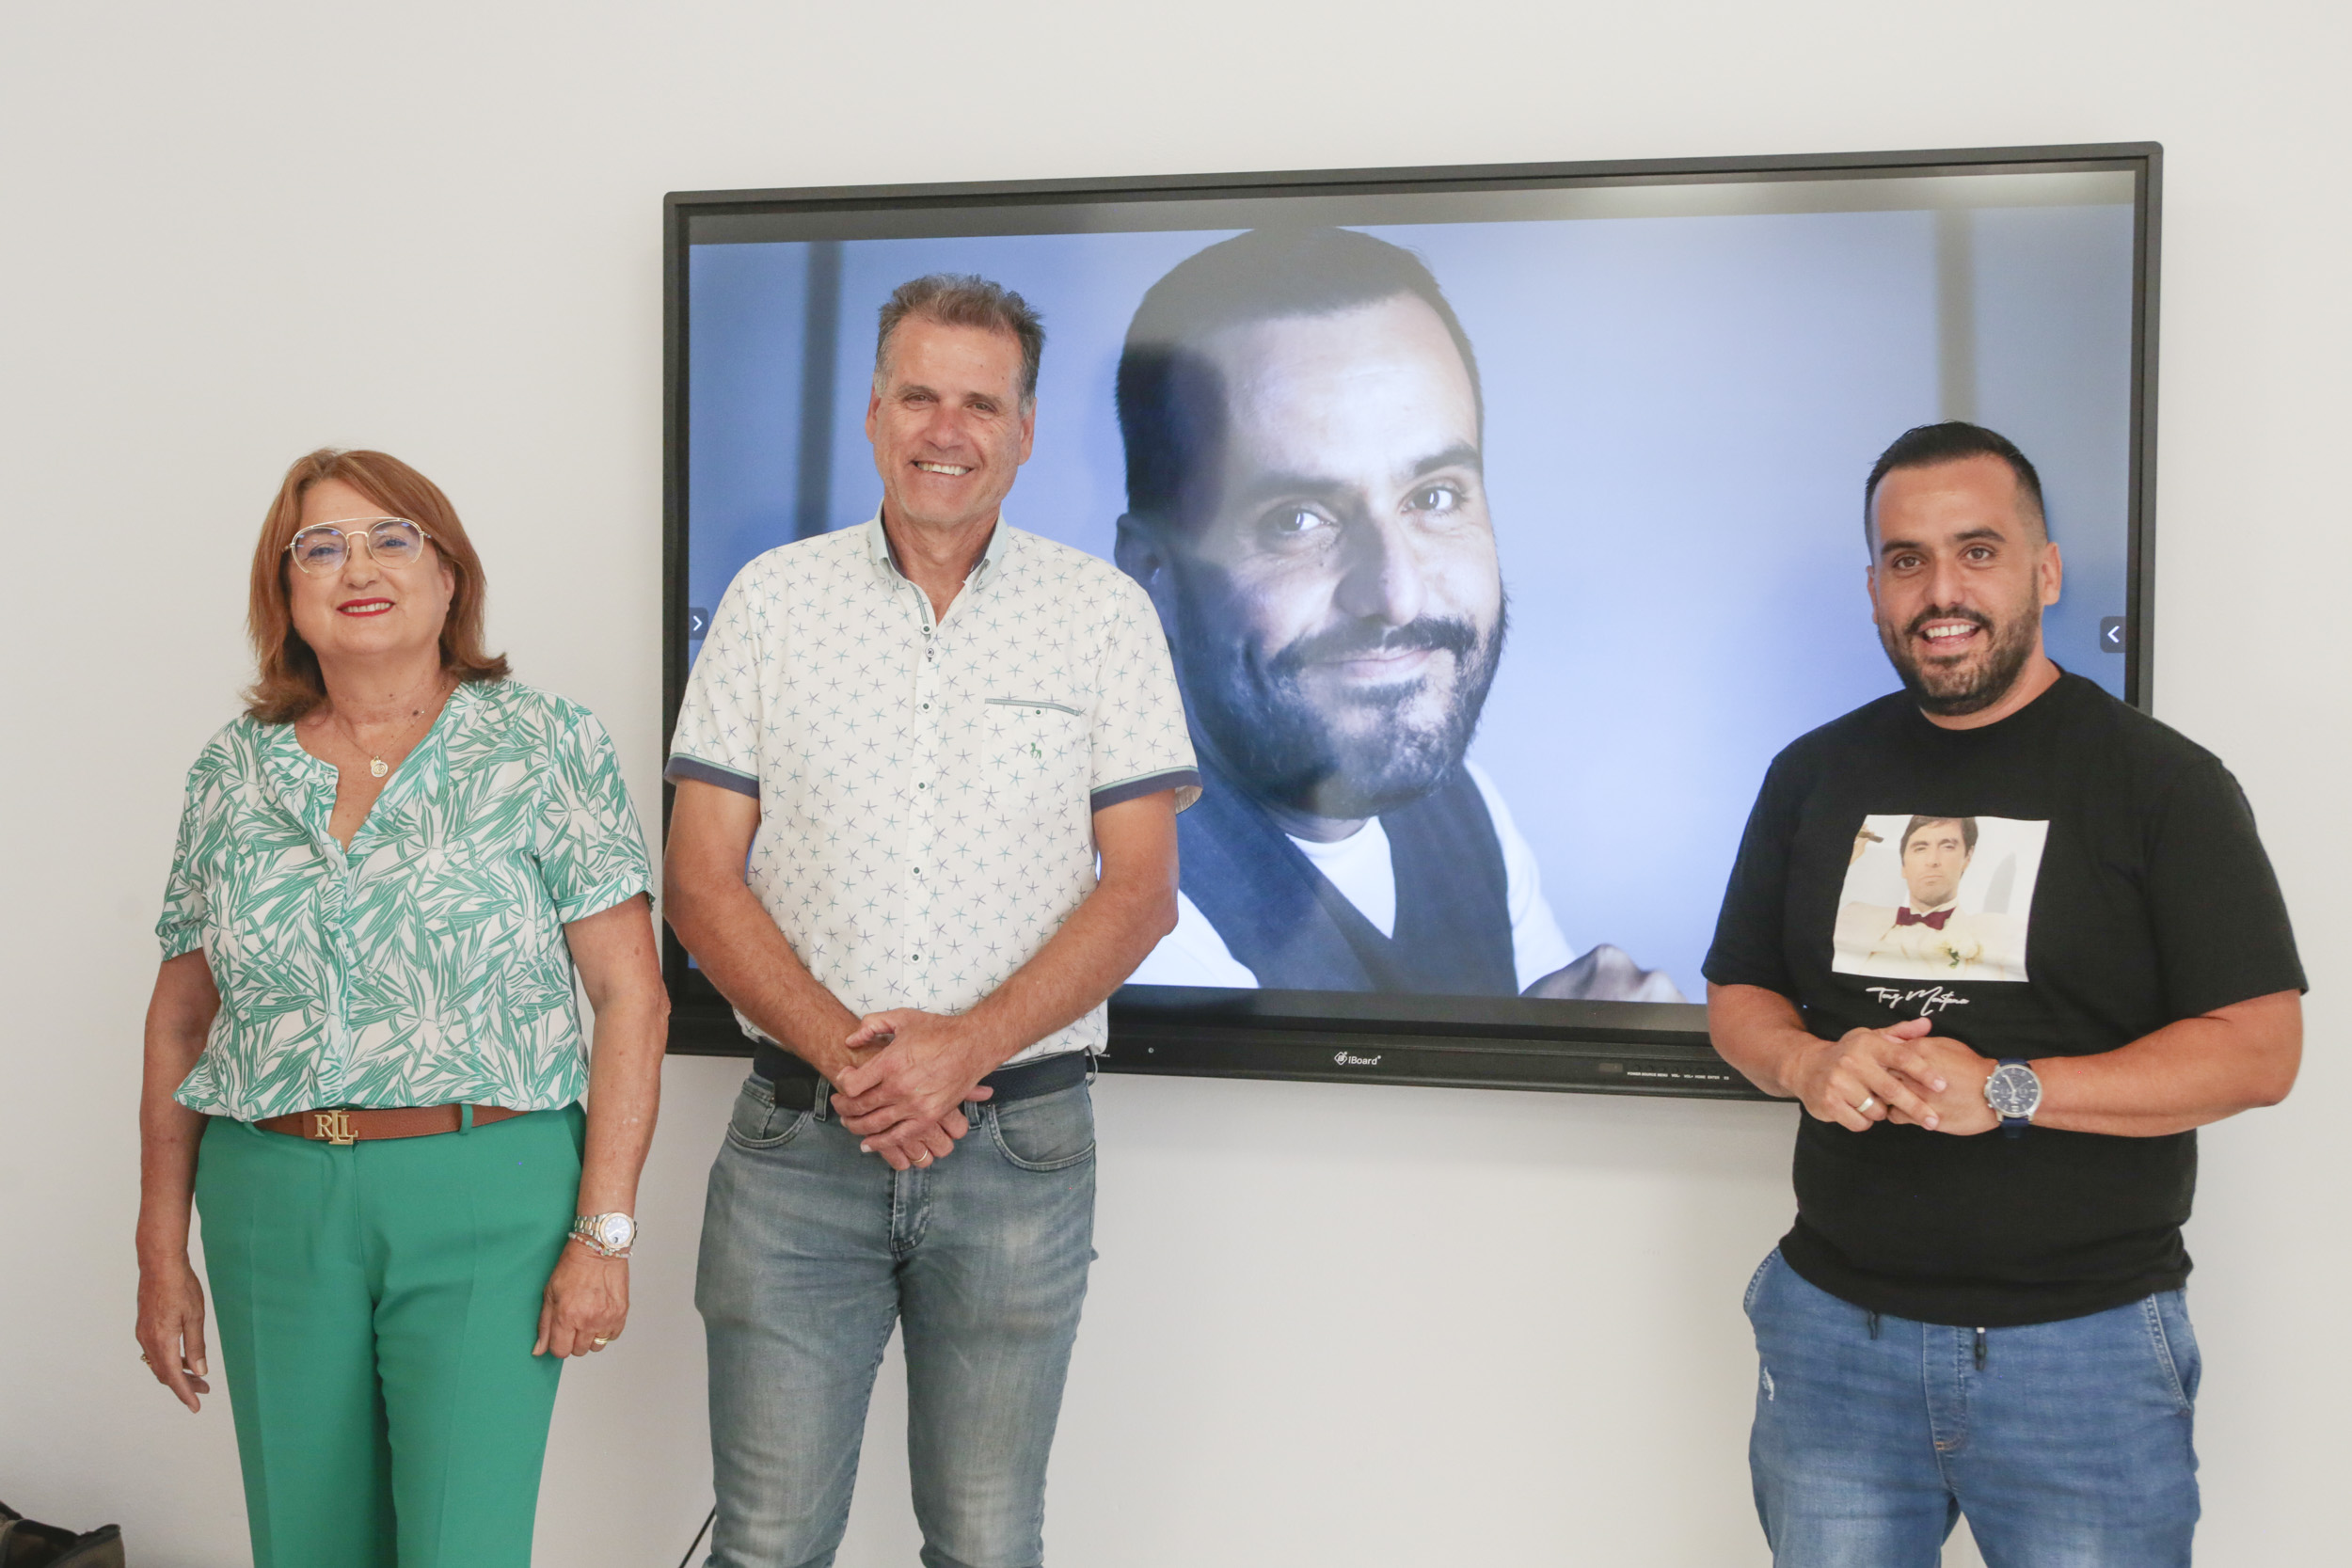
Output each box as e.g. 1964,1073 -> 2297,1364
286,516 -> 436,575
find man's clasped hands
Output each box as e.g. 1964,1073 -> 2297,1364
829,1008 -> 1003,1170
1785,1017 -> 2009,1137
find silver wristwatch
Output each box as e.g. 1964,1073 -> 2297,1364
570,1212 -> 637,1258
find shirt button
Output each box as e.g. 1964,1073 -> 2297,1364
917,782 -> 927,790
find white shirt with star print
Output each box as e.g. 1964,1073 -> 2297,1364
668,515 -> 1200,1064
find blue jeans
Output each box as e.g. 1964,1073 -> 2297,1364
697,1070 -> 1096,1568
1744,1248 -> 2201,1568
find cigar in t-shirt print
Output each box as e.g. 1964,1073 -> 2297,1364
1831,813 -> 2049,984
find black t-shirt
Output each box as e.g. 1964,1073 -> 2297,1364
1705,672 -> 2303,1327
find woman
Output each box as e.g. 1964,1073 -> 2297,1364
134,450 -> 668,1567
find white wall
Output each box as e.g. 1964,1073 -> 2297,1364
3,3 -> 2344,1563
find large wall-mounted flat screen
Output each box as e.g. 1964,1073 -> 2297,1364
663,144 -> 2159,1097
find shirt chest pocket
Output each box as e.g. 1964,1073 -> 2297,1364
979,698 -> 1088,817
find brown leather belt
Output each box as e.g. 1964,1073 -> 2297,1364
252,1105 -> 526,1145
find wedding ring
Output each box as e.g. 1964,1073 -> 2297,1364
915,1153 -> 933,1165
592,1337 -> 610,1347
1856,1095 -> 1877,1115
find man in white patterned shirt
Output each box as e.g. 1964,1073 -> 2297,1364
665,275 -> 1197,1568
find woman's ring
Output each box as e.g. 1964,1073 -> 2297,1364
1856,1095 -> 1877,1115
592,1337 -> 611,1347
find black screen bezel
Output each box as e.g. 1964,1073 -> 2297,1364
660,142 -> 2162,1100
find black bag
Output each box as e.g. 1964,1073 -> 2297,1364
0,1501 -> 124,1568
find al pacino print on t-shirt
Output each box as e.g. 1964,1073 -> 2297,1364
1831,814 -> 2049,985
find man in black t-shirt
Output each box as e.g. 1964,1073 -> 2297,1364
1706,421 -> 2303,1568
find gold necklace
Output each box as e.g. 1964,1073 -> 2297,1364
331,684 -> 441,780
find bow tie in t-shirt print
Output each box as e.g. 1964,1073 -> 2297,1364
1831,813 -> 2049,985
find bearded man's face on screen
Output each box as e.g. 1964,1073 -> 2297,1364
1122,293 -> 1505,828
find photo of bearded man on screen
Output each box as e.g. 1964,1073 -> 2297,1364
1114,227 -> 1678,1002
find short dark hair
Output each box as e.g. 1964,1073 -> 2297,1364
1864,421 -> 2046,543
875,274 -> 1045,404
1115,228 -> 1483,521
1901,815 -> 1979,857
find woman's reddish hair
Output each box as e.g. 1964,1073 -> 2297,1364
245,449 -> 508,723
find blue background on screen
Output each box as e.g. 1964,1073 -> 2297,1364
685,205 -> 2133,997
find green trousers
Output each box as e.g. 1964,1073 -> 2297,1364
194,1105 -> 583,1568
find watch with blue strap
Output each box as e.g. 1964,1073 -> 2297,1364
1982,1059 -> 2042,1139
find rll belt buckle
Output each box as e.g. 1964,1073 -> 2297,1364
314,1110 -> 357,1146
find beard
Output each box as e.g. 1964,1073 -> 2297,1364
1878,599 -> 2039,718
1172,573 -> 1506,822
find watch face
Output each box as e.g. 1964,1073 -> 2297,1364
592,1213 -> 636,1251
1986,1065 -> 2041,1119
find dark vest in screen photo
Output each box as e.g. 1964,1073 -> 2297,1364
1176,762 -> 1518,995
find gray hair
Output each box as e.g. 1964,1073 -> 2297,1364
874,274 -> 1045,404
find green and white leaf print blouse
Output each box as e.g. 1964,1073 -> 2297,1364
156,679 -> 652,1121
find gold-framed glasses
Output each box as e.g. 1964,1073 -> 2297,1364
286,516 -> 435,575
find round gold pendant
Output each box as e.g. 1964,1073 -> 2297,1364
369,757 -> 389,779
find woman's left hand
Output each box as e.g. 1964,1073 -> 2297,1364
533,1242 -> 629,1357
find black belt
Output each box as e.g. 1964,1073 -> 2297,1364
752,1041 -> 1089,1114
